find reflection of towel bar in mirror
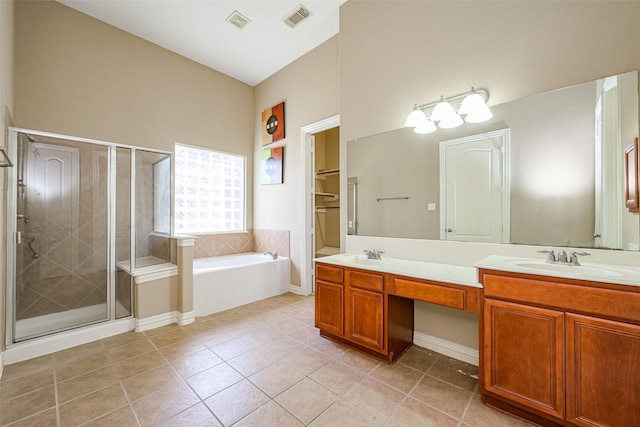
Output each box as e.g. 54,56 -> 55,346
377,196 -> 410,202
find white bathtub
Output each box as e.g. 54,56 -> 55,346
193,252 -> 291,316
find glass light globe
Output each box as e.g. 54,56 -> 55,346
404,106 -> 427,127
464,107 -> 493,123
459,92 -> 488,115
430,98 -> 456,122
438,113 -> 464,129
414,119 -> 437,134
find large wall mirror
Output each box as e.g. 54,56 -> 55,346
347,70 -> 640,250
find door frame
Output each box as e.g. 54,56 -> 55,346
299,115 -> 340,296
439,129 -> 511,243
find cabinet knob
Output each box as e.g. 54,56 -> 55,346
447,228 -> 453,232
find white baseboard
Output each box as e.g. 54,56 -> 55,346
0,351 -> 4,379
135,311 -> 177,332
289,284 -> 306,295
4,318 -> 135,365
177,311 -> 195,326
413,331 -> 479,366
135,310 -> 196,332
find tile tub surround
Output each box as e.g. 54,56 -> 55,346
0,294 -> 532,426
193,229 -> 290,259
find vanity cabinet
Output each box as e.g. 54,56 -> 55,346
345,269 -> 385,351
565,314 -> 640,426
315,264 -> 344,336
314,262 -> 414,363
479,269 -> 640,427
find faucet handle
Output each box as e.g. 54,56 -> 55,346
571,251 -> 590,256
569,251 -> 589,266
537,249 -> 556,262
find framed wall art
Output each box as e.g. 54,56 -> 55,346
260,146 -> 284,184
262,102 -> 285,145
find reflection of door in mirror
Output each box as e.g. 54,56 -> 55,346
595,75 -> 624,249
347,177 -> 357,235
439,129 -> 510,243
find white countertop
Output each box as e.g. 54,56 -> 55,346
314,254 -> 481,288
476,255 -> 640,287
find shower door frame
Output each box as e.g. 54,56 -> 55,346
4,127 -> 173,346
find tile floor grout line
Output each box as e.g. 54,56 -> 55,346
457,389 -> 475,427
380,368 -> 429,426
4,295 -> 507,426
150,326 -> 233,426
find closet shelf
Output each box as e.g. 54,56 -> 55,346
315,168 -> 340,179
315,246 -> 340,257
315,192 -> 339,202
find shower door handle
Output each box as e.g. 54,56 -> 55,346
15,231 -> 21,245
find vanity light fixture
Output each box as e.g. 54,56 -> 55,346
405,87 -> 492,133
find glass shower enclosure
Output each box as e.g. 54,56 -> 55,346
5,129 -> 172,343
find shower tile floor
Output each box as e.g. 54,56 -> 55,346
0,293 -> 531,426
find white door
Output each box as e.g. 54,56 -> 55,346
594,76 -> 623,249
439,129 -> 510,243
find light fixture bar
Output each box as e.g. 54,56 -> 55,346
415,88 -> 489,113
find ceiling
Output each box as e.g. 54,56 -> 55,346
56,0 -> 346,87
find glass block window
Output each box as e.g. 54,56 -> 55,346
174,144 -> 246,233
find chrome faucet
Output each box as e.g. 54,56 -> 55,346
264,251 -> 278,260
538,249 -> 590,266
557,249 -> 568,263
363,249 -> 384,260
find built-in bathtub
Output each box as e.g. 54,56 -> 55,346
193,252 -> 291,316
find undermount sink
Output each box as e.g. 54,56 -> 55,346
500,258 -> 640,278
335,254 -> 384,266
512,261 -> 622,277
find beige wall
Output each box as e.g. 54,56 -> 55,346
5,0 -> 254,348
340,0 -> 640,350
254,35 -> 340,286
340,1 -> 640,143
13,0 -> 254,225
0,0 -> 15,352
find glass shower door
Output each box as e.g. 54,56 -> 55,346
13,133 -> 109,341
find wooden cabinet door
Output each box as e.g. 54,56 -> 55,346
484,298 -> 564,419
315,280 -> 344,336
346,287 -> 384,352
566,313 -> 640,427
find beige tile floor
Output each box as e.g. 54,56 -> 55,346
0,293 -> 532,426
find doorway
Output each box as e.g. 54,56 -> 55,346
300,115 -> 340,295
313,127 -> 341,259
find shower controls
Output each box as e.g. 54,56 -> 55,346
27,238 -> 39,259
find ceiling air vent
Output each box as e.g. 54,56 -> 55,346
226,10 -> 251,29
283,4 -> 312,29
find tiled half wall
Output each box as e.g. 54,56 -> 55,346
192,229 -> 290,259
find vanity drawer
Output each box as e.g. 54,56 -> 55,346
482,272 -> 640,324
347,270 -> 384,292
316,263 -> 344,284
389,277 -> 466,310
